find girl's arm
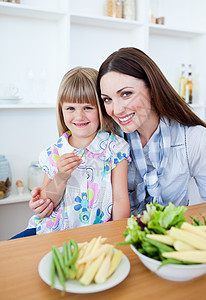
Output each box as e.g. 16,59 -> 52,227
39,173 -> 67,208
29,153 -> 82,216
40,153 -> 82,207
111,159 -> 130,220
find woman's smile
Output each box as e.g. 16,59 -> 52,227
118,113 -> 135,124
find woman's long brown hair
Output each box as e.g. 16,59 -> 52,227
97,47 -> 206,128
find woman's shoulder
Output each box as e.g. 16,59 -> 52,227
187,124 -> 206,144
169,120 -> 206,145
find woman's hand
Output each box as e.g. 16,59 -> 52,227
29,187 -> 54,218
57,153 -> 82,181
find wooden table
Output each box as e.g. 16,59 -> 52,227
0,203 -> 206,300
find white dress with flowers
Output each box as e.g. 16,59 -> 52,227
28,131 -> 130,234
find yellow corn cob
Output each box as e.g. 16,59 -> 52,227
75,243 -> 88,279
76,263 -> 85,279
100,237 -> 107,244
146,234 -> 174,246
78,242 -> 87,250
173,240 -> 195,251
168,227 -> 206,250
77,244 -> 110,264
162,250 -> 206,263
181,222 -> 206,239
79,252 -> 105,286
198,226 -> 206,232
84,237 -> 97,256
94,246 -> 113,284
83,236 -> 102,271
66,267 -> 76,279
107,249 -> 123,278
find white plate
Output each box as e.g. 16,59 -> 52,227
38,246 -> 130,294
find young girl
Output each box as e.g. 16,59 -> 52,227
26,67 -> 130,235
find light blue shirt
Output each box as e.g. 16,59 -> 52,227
124,120 -> 206,215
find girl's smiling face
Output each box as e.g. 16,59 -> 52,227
100,71 -> 158,134
62,102 -> 99,147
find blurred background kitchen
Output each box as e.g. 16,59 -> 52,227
0,0 -> 206,240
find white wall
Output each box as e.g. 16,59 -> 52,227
0,109 -> 58,188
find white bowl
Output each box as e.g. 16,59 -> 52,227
130,244 -> 206,281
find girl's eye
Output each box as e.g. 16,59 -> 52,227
66,107 -> 74,111
84,106 -> 93,110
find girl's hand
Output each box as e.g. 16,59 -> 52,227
29,187 -> 54,218
57,153 -> 82,181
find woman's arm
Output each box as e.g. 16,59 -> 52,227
29,187 -> 54,218
111,159 -> 130,220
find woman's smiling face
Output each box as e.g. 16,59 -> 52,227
100,71 -> 157,134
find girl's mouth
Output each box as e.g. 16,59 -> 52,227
118,113 -> 135,124
73,122 -> 89,127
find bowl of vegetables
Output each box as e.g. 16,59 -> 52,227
130,245 -> 206,281
123,202 -> 206,281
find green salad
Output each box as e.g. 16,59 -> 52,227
120,202 -> 196,266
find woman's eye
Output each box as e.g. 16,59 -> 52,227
122,91 -> 132,97
102,97 -> 111,103
66,107 -> 74,111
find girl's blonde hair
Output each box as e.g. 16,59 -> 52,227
57,67 -> 112,136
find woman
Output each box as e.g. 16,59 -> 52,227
97,47 -> 206,215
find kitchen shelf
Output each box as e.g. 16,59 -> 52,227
149,24 -> 206,38
0,2 -> 66,21
0,192 -> 31,205
0,103 -> 56,109
71,13 -> 144,30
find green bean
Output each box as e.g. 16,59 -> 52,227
63,241 -> 69,266
52,247 -> 65,292
52,246 -> 66,277
70,263 -> 77,276
115,241 -> 131,246
67,239 -> 79,266
144,237 -> 174,253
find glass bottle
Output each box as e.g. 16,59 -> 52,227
28,161 -> 44,192
185,64 -> 193,104
0,155 -> 12,199
123,0 -> 136,20
106,0 -> 123,18
179,64 -> 186,100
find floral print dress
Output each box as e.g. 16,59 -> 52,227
28,131 -> 130,234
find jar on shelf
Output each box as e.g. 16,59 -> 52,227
106,0 -> 123,18
0,155 -> 12,199
28,161 -> 44,192
123,0 -> 136,20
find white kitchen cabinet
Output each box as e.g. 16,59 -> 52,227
0,0 -> 205,240
0,0 -> 205,110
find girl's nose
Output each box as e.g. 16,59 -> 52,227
75,109 -> 85,119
